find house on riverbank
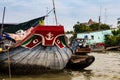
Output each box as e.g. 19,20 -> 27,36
77,30 -> 113,52
77,30 -> 112,45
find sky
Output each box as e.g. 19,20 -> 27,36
0,0 -> 120,31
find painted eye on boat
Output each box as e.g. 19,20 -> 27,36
33,39 -> 38,44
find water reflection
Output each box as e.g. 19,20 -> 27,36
68,69 -> 93,80
0,71 -> 71,80
0,51 -> 120,80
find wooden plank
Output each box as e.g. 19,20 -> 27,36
106,46 -> 120,50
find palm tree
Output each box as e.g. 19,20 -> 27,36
117,18 -> 120,28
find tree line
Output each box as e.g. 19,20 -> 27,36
73,22 -> 110,33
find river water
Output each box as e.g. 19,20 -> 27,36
0,51 -> 120,80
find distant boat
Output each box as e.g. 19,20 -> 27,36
71,38 -> 91,55
91,43 -> 105,52
66,38 -> 95,70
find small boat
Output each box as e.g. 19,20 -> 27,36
66,38 -> 95,70
72,38 -> 91,55
91,43 -> 105,52
66,55 -> 95,70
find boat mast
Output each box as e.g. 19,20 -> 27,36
52,0 -> 58,25
98,6 -> 101,30
0,7 -> 6,36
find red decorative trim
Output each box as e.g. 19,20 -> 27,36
15,25 -> 66,48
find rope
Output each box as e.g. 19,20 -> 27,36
45,8 -> 54,17
7,47 -> 12,80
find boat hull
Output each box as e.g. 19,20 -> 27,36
75,47 -> 91,55
0,45 -> 72,73
65,55 -> 95,70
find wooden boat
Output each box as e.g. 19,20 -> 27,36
72,38 -> 91,55
0,4 -> 94,73
75,47 -> 91,54
66,55 -> 95,70
66,38 -> 95,70
91,43 -> 105,52
106,46 -> 120,51
0,25 -> 72,74
0,1 -> 94,74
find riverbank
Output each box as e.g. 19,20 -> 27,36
105,46 -> 120,51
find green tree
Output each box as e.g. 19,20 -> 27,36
100,24 -> 110,30
112,30 -> 119,36
66,31 -> 73,34
105,28 -> 120,47
73,23 -> 90,33
117,18 -> 120,28
73,24 -> 81,33
105,36 -> 118,47
80,24 -> 90,32
112,28 -> 120,36
89,23 -> 110,31
89,23 -> 99,31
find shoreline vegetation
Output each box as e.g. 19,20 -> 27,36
104,28 -> 120,51
66,21 -> 120,51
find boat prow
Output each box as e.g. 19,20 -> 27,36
0,25 -> 72,74
66,55 -> 95,70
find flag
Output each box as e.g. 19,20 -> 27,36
3,16 -> 45,33
39,18 -> 44,25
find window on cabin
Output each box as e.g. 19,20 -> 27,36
84,35 -> 88,39
91,35 -> 94,40
98,37 -> 100,39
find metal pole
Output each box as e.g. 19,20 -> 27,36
52,0 -> 58,25
1,7 -> 6,35
98,6 -> 101,30
1,7 -> 12,80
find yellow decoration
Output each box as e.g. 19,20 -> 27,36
39,20 -> 44,25
0,48 -> 3,52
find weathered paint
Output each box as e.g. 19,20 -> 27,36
0,45 -> 72,70
77,30 -> 112,44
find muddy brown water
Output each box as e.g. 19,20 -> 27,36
0,51 -> 120,80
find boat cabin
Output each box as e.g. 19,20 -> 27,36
72,38 -> 91,54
